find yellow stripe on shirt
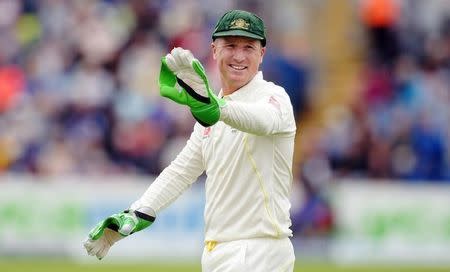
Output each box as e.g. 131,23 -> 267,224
243,134 -> 281,237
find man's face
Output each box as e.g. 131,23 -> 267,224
212,36 -> 265,94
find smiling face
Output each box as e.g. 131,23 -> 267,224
212,36 -> 265,95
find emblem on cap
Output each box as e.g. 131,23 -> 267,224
229,18 -> 250,30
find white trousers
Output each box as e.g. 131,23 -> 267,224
201,237 -> 295,272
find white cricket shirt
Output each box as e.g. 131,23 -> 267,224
133,72 -> 297,242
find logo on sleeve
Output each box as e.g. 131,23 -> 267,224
203,127 -> 211,138
268,96 -> 281,111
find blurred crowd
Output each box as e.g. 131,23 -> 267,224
340,0 -> 449,181
0,0 -> 308,176
299,0 -> 450,188
292,0 -> 449,237
0,0 -> 447,179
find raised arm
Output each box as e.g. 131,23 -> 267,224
220,90 -> 296,135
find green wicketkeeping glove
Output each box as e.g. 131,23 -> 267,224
83,207 -> 155,260
159,47 -> 226,127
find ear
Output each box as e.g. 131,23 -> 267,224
260,47 -> 266,64
211,42 -> 217,60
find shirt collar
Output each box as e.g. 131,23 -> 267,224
219,71 -> 263,100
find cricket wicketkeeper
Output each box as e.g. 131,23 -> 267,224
84,9 -> 297,271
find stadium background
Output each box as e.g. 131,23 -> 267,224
0,0 -> 449,271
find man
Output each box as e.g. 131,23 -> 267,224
84,9 -> 297,271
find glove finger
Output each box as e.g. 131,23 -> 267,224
172,48 -> 192,68
170,48 -> 184,69
83,238 -> 94,252
86,242 -> 99,256
87,247 -> 98,256
170,47 -> 183,60
85,239 -> 103,256
96,244 -> 111,260
179,49 -> 194,67
84,238 -> 101,253
165,54 -> 178,72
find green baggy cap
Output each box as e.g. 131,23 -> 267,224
212,10 -> 266,46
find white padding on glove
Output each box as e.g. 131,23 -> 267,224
83,229 -> 122,260
165,47 -> 208,97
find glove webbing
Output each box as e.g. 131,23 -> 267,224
176,77 -> 210,104
176,77 -> 215,127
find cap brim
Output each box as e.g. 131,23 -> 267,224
213,29 -> 264,41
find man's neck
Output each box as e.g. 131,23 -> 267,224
222,87 -> 237,96
221,73 -> 259,96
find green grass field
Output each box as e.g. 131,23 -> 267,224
1,259 -> 449,272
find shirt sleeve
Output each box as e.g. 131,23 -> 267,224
219,88 -> 296,136
131,123 -> 205,213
